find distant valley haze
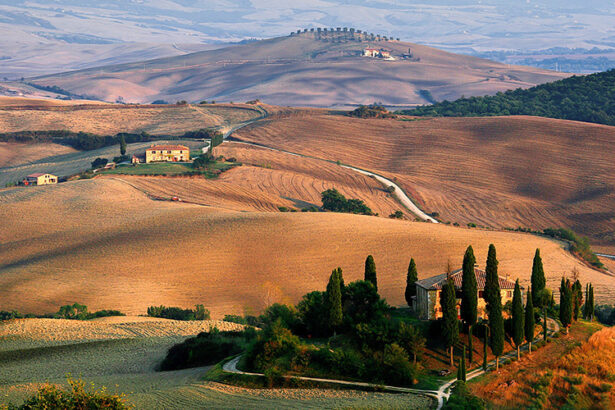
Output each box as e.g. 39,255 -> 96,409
1,0 -> 615,78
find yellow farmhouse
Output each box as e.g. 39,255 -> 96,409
145,144 -> 190,163
24,173 -> 58,186
415,266 -> 519,320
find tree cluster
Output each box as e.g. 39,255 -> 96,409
147,304 -> 210,321
321,188 -> 373,215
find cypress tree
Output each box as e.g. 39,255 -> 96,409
405,258 -> 418,307
364,255 -> 377,291
461,246 -> 478,363
543,304 -> 548,341
457,358 -> 463,381
483,323 -> 488,371
524,287 -> 535,355
512,280 -> 524,360
572,280 -> 582,321
531,249 -> 546,308
326,268 -> 343,333
441,279 -> 459,367
461,345 -> 467,381
559,277 -> 572,334
484,244 -> 504,369
588,284 -> 595,321
119,135 -> 127,156
583,283 -> 589,319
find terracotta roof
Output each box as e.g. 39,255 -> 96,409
415,267 -> 518,291
26,173 -> 47,178
146,145 -> 189,151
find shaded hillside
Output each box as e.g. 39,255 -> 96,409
1,179 -> 613,317
27,32 -> 569,107
233,111 -> 615,252
403,69 -> 615,126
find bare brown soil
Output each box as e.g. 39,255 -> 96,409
234,111 -> 615,251
0,101 -> 261,135
1,178 -> 613,318
0,142 -> 77,168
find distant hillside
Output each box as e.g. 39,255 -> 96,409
27,31 -> 569,108
403,69 -> 615,126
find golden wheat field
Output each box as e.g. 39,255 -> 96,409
110,143 -> 404,216
0,101 -> 261,135
234,111 -> 615,251
1,178 -> 613,318
0,142 -> 77,168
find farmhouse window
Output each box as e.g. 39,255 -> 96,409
151,150 -> 156,154
479,290 -> 484,298
507,291 -> 512,297
168,150 -> 172,153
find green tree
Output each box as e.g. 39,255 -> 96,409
326,268 -> 343,333
119,134 -> 127,156
484,244 -> 504,369
583,283 -> 590,320
588,283 -> 595,321
364,255 -> 378,291
460,245 -> 477,362
531,249 -> 546,307
405,258 -> 418,307
457,345 -> 467,382
524,287 -> 535,354
559,277 -> 573,334
441,279 -> 459,367
482,322 -> 488,371
511,280 -> 524,360
572,279 -> 583,321
398,322 -> 425,364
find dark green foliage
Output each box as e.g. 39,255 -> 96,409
484,244 -> 501,309
296,291 -> 329,337
490,304 -> 505,360
457,346 -> 467,382
245,319 -> 300,372
389,210 -> 404,219
402,69 -> 615,126
259,303 -> 300,331
364,255 -> 378,291
160,329 -> 244,370
15,377 -> 129,409
543,228 -> 604,268
595,304 -> 615,325
461,245 -> 478,328
119,134 -> 126,155
483,324 -> 488,371
585,283 -> 595,321
326,268 -> 343,331
397,322 -> 425,364
147,304 -> 211,321
441,279 -> 459,365
572,279 -> 583,321
559,278 -> 573,331
321,188 -> 373,215
382,343 -> 418,385
525,288 -> 535,345
405,258 -> 418,307
91,157 -> 108,169
531,249 -> 546,307
347,104 -> 396,119
0,129 -> 153,151
343,280 -> 389,326
511,280 -> 525,352
181,128 -> 224,147
444,380 -> 485,409
55,303 -> 124,320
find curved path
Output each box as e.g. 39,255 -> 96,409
222,317 -> 559,410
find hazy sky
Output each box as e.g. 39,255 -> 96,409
1,1 -> 614,50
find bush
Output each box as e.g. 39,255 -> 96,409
348,104 -> 396,119
444,381 -> 486,409
147,305 -> 210,321
160,330 -> 243,370
321,188 -> 372,215
383,343 -> 418,386
389,210 -> 404,219
91,157 -> 108,169
14,377 -> 129,409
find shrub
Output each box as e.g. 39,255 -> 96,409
444,380 -> 486,409
383,343 -> 418,386
160,330 -> 243,370
15,377 -> 129,409
321,188 -> 372,215
147,305 -> 210,321
91,157 -> 108,169
389,210 -> 404,219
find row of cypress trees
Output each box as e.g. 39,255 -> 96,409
559,276 -> 595,334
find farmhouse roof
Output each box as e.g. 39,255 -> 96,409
26,173 -> 47,178
415,267 -> 518,291
147,144 -> 189,151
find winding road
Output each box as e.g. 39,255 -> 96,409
222,318 -> 559,409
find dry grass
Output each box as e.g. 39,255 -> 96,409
470,321 -> 612,409
235,111 -> 615,251
110,143 -> 404,216
1,178 -> 614,318
0,142 -> 77,168
0,102 -> 261,135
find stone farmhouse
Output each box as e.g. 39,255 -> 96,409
415,266 -> 519,320
145,144 -> 190,163
23,173 -> 57,186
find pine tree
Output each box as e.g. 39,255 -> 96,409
524,287 -> 535,355
461,246 -> 477,363
326,268 -> 343,333
559,277 -> 572,334
405,258 -> 418,307
531,249 -> 546,308
484,244 -> 504,369
364,255 -> 377,291
119,135 -> 127,156
512,280 -> 524,360
441,279 -> 459,367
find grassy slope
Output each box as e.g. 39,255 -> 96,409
234,111 -> 615,252
0,141 -> 77,168
1,178 -> 613,318
27,34 -> 568,106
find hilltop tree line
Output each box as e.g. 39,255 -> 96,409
400,69 -> 615,126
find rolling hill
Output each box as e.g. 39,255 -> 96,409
232,110 -> 615,253
26,32 -> 570,107
1,178 -> 613,318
